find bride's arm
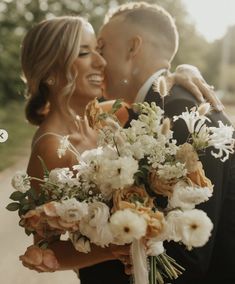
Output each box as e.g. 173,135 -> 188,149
50,241 -> 130,270
20,240 -> 130,272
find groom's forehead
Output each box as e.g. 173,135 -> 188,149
97,23 -> 114,43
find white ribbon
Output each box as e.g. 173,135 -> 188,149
131,239 -> 149,284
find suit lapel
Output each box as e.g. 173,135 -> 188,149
145,86 -> 163,107
123,106 -> 139,128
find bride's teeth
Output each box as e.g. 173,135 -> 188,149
88,75 -> 103,82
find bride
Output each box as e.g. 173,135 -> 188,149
19,14 -> 219,284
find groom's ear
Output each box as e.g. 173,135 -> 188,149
128,35 -> 143,58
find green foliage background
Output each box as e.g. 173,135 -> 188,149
0,0 -> 234,170
1,0 -> 235,104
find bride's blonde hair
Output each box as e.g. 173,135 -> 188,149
21,16 -> 85,125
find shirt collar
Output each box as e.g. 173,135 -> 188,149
134,69 -> 166,103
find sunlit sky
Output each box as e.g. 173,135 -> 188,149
182,0 -> 235,41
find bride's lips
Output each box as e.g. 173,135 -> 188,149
87,74 -> 104,86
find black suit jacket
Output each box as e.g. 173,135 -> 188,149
79,85 -> 235,284
143,85 -> 235,284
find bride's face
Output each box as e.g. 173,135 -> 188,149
73,23 -> 106,103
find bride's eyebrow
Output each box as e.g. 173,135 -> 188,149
80,45 -> 90,49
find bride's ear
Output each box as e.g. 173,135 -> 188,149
129,35 -> 143,58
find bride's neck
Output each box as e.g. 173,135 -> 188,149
45,106 -> 82,135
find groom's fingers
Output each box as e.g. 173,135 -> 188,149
181,79 -> 204,102
196,79 -> 224,112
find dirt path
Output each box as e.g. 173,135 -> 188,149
0,157 -> 79,284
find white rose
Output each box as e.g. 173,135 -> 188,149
96,156 -> 138,198
168,181 -> 212,210
79,202 -> 113,247
177,209 -> 213,250
11,171 -> 30,193
110,209 -> 147,244
48,168 -> 73,186
55,198 -> 88,222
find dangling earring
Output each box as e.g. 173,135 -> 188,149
46,77 -> 55,86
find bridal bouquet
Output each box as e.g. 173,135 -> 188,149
7,90 -> 234,283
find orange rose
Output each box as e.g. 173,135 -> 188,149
145,210 -> 165,239
20,245 -> 59,272
112,186 -> 154,212
176,143 -> 199,173
21,202 -> 80,238
85,98 -> 104,129
187,161 -> 213,189
148,171 -> 177,197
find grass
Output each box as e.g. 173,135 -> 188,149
0,102 -> 36,171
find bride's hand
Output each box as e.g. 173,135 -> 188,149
19,245 -> 60,273
167,64 -> 224,111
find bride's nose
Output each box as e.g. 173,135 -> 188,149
92,52 -> 107,69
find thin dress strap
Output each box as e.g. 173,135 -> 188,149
32,132 -> 64,149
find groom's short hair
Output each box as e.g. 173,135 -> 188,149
104,2 -> 179,63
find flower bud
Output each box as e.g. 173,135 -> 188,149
161,118 -> 171,135
198,102 -> 210,116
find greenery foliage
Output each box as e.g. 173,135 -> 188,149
0,102 -> 35,171
0,0 -> 234,171
0,0 -> 235,104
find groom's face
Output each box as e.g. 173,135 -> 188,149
98,19 -> 132,100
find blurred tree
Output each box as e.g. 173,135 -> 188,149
0,0 -> 218,105
204,25 -> 235,94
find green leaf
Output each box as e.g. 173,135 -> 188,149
10,191 -> 25,201
6,202 -> 20,211
40,242 -> 49,249
22,204 -> 30,211
27,187 -> 38,200
21,199 -> 30,205
37,155 -> 49,176
111,99 -> 123,113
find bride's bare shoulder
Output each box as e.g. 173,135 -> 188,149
99,100 -> 130,126
27,133 -> 74,178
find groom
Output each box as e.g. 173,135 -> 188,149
80,2 -> 235,284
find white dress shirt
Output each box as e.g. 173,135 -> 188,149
134,69 -> 166,103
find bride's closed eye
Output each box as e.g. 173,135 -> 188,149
79,51 -> 90,57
